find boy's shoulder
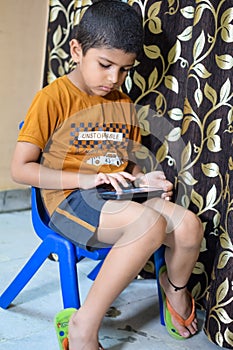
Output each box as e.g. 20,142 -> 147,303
38,75 -> 83,104
41,75 -> 71,93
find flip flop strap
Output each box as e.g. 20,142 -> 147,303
166,294 -> 195,327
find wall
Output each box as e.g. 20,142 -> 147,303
0,0 -> 48,190
0,0 -> 48,210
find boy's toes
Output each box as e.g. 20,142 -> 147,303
173,317 -> 197,338
188,319 -> 198,335
171,318 -> 191,338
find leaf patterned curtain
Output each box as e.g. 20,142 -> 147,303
43,0 -> 233,348
43,0 -> 93,86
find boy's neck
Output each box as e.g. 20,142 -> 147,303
67,69 -> 84,92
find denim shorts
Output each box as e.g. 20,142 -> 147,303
49,188 -> 108,248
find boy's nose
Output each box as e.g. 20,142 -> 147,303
108,69 -> 119,85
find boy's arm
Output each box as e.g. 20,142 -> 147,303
11,142 -> 136,190
11,142 -> 82,189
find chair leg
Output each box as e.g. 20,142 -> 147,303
0,240 -> 51,309
57,238 -> 81,309
154,245 -> 165,325
87,260 -> 105,281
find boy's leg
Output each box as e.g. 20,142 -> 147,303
144,198 -> 204,337
68,200 -> 167,350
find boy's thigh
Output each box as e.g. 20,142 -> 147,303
99,199 -> 145,229
144,197 -> 189,233
97,199 -> 161,245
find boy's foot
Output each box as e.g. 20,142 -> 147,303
54,308 -> 104,350
55,308 -> 105,350
159,266 -> 198,339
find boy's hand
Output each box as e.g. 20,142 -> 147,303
134,171 -> 173,200
95,171 -> 136,192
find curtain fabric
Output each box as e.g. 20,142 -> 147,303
43,0 -> 233,348
43,0 -> 92,86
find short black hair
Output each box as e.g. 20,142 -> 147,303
71,0 -> 143,56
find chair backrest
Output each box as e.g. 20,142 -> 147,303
31,186 -> 56,240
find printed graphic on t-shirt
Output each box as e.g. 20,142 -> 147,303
69,122 -> 129,167
86,151 -> 123,167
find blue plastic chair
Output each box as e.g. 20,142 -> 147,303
0,187 -> 165,324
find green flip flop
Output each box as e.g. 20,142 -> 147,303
54,308 -> 77,350
54,308 -> 105,350
164,300 -> 186,340
165,290 -> 196,340
159,265 -> 191,340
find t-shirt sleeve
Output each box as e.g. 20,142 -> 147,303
18,90 -> 59,150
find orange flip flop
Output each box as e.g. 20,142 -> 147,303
159,265 -> 196,340
165,292 -> 196,340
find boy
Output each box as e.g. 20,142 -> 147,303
11,1 -> 203,349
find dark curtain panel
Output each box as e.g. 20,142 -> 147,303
43,0 -> 233,347
42,0 -> 92,86
125,1 -> 233,348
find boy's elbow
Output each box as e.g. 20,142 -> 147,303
10,141 -> 40,185
11,164 -> 20,183
11,161 -> 24,184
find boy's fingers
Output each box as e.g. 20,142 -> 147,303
161,190 -> 173,200
119,171 -> 136,181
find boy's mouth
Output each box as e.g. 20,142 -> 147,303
100,86 -> 113,92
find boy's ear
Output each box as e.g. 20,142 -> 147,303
70,39 -> 82,63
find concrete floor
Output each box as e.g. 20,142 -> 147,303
0,210 -> 227,350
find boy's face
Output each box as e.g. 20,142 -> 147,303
70,40 -> 136,96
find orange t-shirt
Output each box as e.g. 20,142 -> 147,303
18,76 -> 141,214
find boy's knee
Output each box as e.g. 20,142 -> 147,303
182,211 -> 204,248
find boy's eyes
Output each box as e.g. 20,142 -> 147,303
99,63 -> 111,69
99,62 -> 130,72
